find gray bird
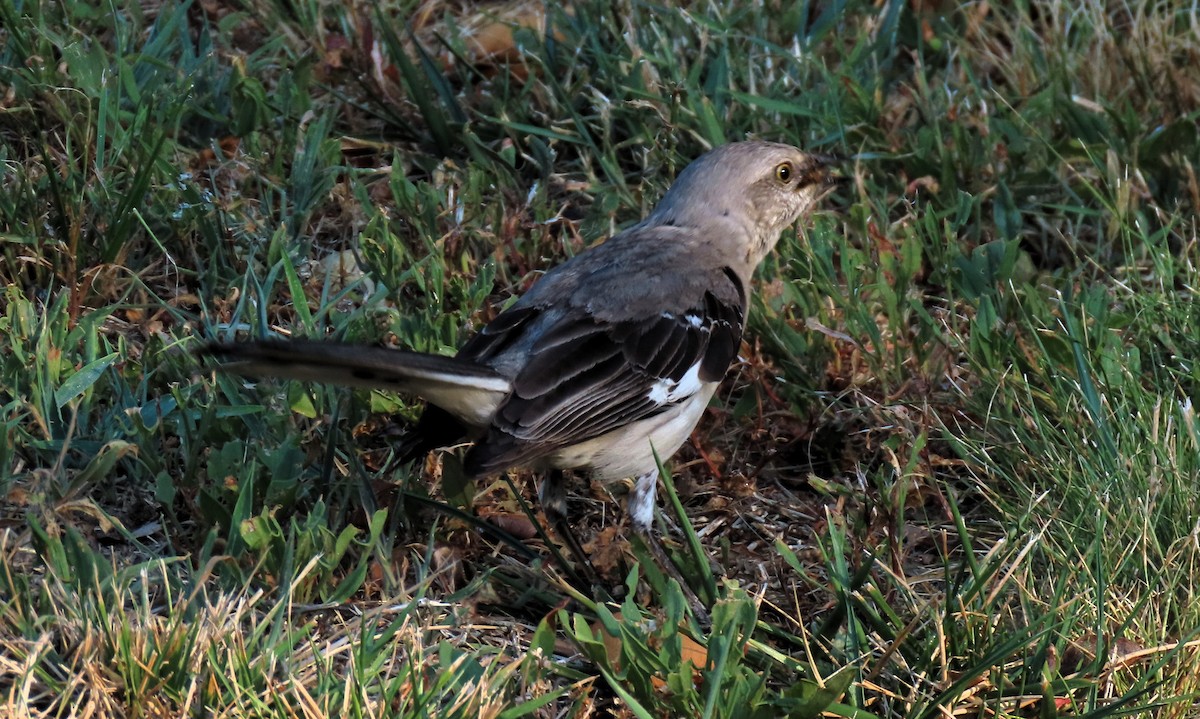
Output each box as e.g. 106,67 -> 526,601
203,141 -> 839,613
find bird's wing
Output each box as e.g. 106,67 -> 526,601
461,265 -> 745,476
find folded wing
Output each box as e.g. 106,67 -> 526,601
462,267 -> 745,476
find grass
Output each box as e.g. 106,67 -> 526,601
2,0 -> 1199,715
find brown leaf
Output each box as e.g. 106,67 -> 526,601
484,511 -> 538,540
585,526 -> 627,577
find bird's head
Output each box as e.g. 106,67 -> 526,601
648,141 -> 841,269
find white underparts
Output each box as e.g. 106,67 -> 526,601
548,382 -> 717,481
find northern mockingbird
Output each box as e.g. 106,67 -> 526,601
203,141 -> 838,610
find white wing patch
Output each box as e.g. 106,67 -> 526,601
648,379 -> 671,405
646,361 -> 705,406
662,311 -> 705,329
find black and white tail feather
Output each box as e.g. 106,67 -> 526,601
204,339 -> 511,428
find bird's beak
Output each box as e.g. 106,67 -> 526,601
804,153 -> 848,196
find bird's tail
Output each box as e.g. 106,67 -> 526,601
200,339 -> 510,428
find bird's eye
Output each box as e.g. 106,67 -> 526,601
775,162 -> 793,183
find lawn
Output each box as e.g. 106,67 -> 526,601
2,0 -> 1199,716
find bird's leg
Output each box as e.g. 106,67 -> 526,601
629,470 -> 710,621
539,469 -> 601,586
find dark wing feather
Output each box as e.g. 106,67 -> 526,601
457,304 -> 540,363
464,276 -> 745,476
